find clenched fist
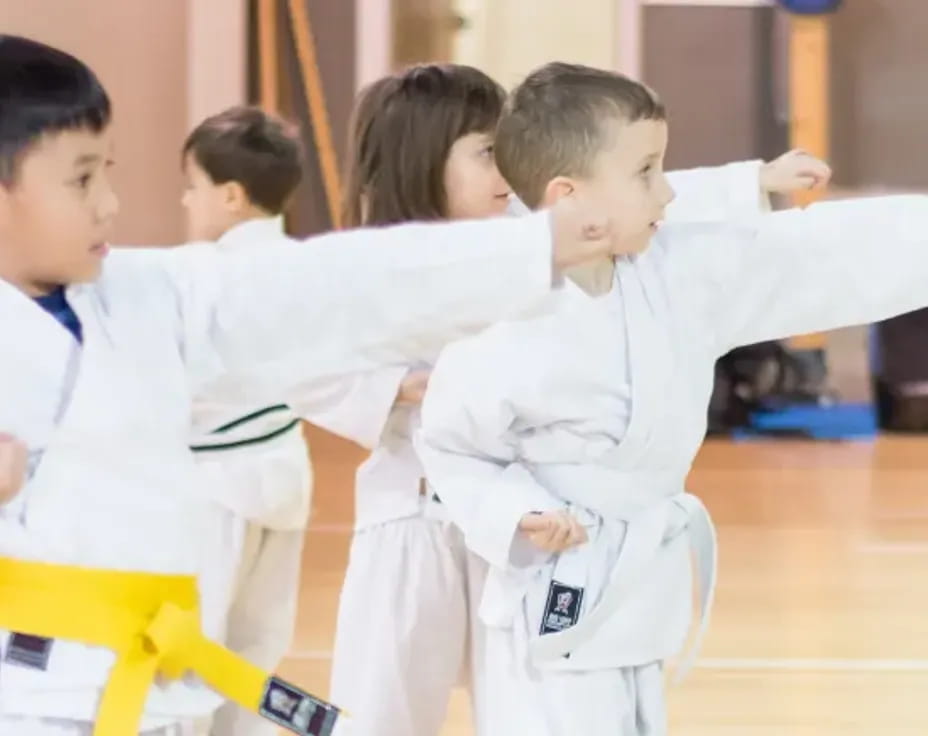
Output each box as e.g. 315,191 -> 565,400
549,195 -> 622,269
396,369 -> 431,406
760,149 -> 832,194
518,510 -> 588,553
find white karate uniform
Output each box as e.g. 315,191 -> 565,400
328,389 -> 490,736
187,217 -> 313,736
0,211 -> 559,732
329,161 -> 771,736
417,195 -> 928,735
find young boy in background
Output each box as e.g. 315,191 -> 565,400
181,106 -> 311,736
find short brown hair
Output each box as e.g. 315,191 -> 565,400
183,106 -> 303,214
342,64 -> 506,228
496,62 -> 666,208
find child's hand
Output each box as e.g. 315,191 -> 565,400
760,149 -> 832,194
550,195 -> 623,268
396,369 -> 431,405
0,433 -> 27,504
518,511 -> 587,552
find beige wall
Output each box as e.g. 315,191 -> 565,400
0,0 -> 247,245
356,0 -> 392,89
187,0 -> 247,131
830,0 -> 928,190
453,0 -> 620,88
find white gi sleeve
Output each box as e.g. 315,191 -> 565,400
160,212 -> 556,386
416,329 -> 563,570
283,367 -> 408,450
665,160 -> 769,222
669,195 -> 928,354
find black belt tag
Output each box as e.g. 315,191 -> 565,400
539,581 -> 584,636
259,676 -> 341,736
4,633 -> 53,670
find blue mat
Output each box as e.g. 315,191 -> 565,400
732,402 -> 877,441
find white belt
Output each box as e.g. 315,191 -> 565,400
528,492 -> 716,681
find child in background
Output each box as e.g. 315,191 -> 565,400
180,105 -> 311,736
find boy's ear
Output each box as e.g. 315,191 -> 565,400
540,176 -> 575,209
220,180 -> 249,213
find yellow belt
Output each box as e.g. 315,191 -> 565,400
0,558 -> 343,736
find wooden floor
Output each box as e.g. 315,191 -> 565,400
280,427 -> 928,734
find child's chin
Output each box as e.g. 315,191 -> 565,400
72,259 -> 105,283
613,234 -> 653,256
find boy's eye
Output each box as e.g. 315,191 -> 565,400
73,173 -> 92,189
481,145 -> 494,159
639,164 -> 652,176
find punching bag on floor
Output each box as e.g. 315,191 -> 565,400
707,342 -> 806,435
872,310 -> 928,432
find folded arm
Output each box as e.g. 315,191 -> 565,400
416,330 -> 564,569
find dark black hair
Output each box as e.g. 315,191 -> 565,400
183,106 -> 304,214
0,35 -> 112,185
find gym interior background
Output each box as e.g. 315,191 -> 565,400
4,1 -> 928,733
